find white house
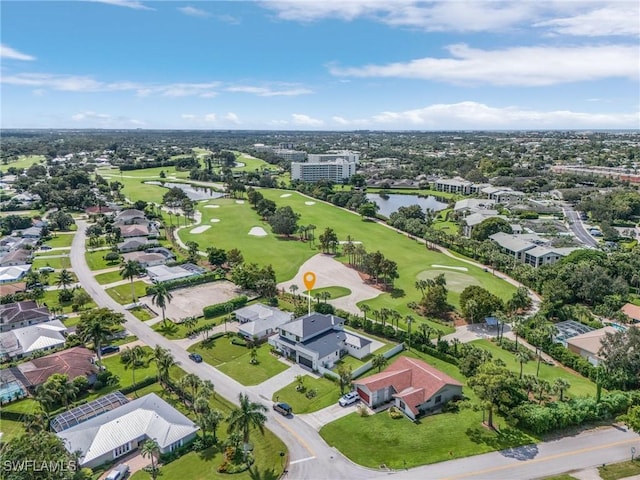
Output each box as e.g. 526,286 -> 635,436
234,304 -> 292,340
0,320 -> 67,359
57,393 -> 199,468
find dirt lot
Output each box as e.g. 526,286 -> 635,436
140,280 -> 250,320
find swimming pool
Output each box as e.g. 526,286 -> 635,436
0,381 -> 25,403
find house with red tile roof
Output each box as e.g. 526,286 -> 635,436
621,303 -> 640,323
15,346 -> 98,390
353,356 -> 463,420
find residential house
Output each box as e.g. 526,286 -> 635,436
566,326 -> 618,366
0,264 -> 31,284
489,232 -> 537,261
234,304 -> 293,340
453,198 -> 496,215
0,248 -> 33,267
15,346 -> 98,391
523,246 -> 578,268
434,177 -> 472,195
269,313 -> 372,370
113,209 -> 147,225
122,251 -> 167,268
462,211 -> 504,237
0,319 -> 67,359
0,300 -> 50,332
481,186 -> 526,204
145,247 -> 175,261
621,303 -> 640,323
353,356 -> 463,420
16,226 -> 43,239
117,237 -> 158,253
118,224 -> 150,238
57,393 -> 199,468
146,263 -> 204,283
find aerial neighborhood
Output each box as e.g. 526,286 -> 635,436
0,129 -> 638,480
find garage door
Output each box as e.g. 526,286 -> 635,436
298,354 -> 313,368
357,387 -> 370,405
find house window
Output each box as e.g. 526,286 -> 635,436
398,400 -> 405,409
435,395 -> 442,404
295,335 -> 300,342
113,442 -> 131,458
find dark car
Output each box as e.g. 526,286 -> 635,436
189,353 -> 203,363
100,345 -> 120,355
273,402 -> 292,416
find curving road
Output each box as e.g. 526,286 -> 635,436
71,220 -> 638,480
562,204 -> 599,248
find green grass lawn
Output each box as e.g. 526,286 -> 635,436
471,340 -> 596,398
0,154 -> 46,172
129,306 -> 154,321
178,190 -> 516,324
38,288 -> 96,313
0,398 -> 40,442
334,328 -> 399,372
272,375 -> 341,413
34,248 -> 71,257
543,475 -> 578,480
188,340 -> 288,386
31,256 -> 71,270
94,270 -> 124,285
85,250 -> 120,271
305,286 -> 351,300
599,460 -> 640,480
105,281 -> 148,304
95,166 -> 192,203
42,233 -> 75,248
233,151 -> 280,173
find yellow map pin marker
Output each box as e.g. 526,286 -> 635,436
303,271 -> 316,292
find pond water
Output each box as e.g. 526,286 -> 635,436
144,181 -> 225,201
366,193 -> 448,217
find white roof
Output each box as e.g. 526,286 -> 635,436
464,211 -> 503,227
489,232 -> 537,253
58,393 -> 198,466
5,320 -> 67,356
146,265 -> 194,283
238,308 -> 292,337
454,198 -> 496,212
0,264 -> 31,282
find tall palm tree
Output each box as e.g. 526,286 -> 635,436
120,259 -> 143,303
515,350 -> 529,379
360,304 -> 371,322
56,376 -> 79,410
123,345 -> 148,394
141,439 -> 160,480
553,378 -> 570,402
152,281 -> 173,325
57,269 -> 74,291
152,345 -> 175,387
204,409 -> 225,444
226,392 -> 268,445
76,313 -> 118,367
289,284 -> 299,298
180,373 -> 202,409
372,354 -> 388,373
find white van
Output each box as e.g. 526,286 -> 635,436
105,464 -> 129,480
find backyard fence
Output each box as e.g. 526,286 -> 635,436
352,343 -> 405,379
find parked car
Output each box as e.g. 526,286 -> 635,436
100,345 -> 120,355
105,463 -> 129,480
189,353 -> 203,363
38,266 -> 55,273
273,402 -> 292,416
338,391 -> 360,407
39,245 -> 52,251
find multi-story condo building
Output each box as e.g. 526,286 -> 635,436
291,158 -> 357,183
307,150 -> 360,164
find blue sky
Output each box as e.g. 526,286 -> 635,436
1,0 -> 639,130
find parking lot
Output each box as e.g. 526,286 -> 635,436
140,280 -> 252,320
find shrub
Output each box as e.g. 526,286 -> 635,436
146,271 -> 221,295
58,289 -> 74,303
200,332 -> 225,347
388,406 -> 403,419
120,376 -> 156,394
202,296 -> 248,318
104,252 -> 120,262
357,404 -> 370,417
420,343 -> 459,366
231,337 -> 247,347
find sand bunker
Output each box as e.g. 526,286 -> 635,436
249,227 -> 268,237
190,225 -> 211,234
305,201 -> 316,205
280,193 -> 292,198
210,219 -> 221,223
431,264 -> 469,272
236,200 -> 245,204
339,240 -> 362,244
204,205 -> 220,209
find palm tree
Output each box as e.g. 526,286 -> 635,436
289,284 -> 299,299
76,308 -> 126,367
57,269 -> 74,291
372,353 -> 388,373
120,259 -> 143,303
205,409 -> 225,444
515,350 -> 529,379
152,345 -> 175,387
360,304 -> 371,322
553,378 -> 570,402
140,439 -> 160,480
249,346 -> 258,364
123,345 -> 148,395
226,392 -> 268,445
56,376 -> 79,410
181,315 -> 199,330
152,280 -> 173,325
180,373 -> 202,409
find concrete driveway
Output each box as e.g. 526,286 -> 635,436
298,402 -> 360,431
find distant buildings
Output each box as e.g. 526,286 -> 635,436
291,150 -> 360,183
489,232 -> 578,267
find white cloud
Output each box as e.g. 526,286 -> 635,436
535,5 -> 640,37
292,114 -> 324,126
2,73 -> 220,97
1,44 -> 36,61
92,0 -> 154,11
226,85 -> 312,96
32,89 -> 46,96
178,6 -> 210,18
329,44 -> 639,86
332,116 -> 350,125
204,113 -> 217,122
181,114 -> 196,120
224,112 -> 241,124
71,111 -> 144,127
215,14 -> 241,25
334,101 -> 639,129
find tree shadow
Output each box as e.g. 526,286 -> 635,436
465,426 -> 538,461
248,467 -> 279,480
198,445 -> 221,461
157,322 -> 178,336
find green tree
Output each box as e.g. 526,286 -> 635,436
120,259 -> 143,303
459,286 -> 503,323
336,364 -> 352,395
122,345 -> 148,394
619,405 -> 640,434
226,392 -> 268,445
72,289 -> 92,311
206,247 -> 227,268
372,353 -> 389,373
56,268 -> 74,291
186,240 -> 200,262
76,308 -> 126,366
515,350 -> 529,379
358,202 -> 378,219
151,280 -> 173,325
468,362 -> 523,429
471,217 -> 513,241
553,378 -> 570,402
268,206 -> 300,237
152,345 -> 175,388
140,439 -> 160,480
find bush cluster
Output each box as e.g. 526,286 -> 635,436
146,271 -> 220,295
119,376 -> 156,395
202,295 -> 248,318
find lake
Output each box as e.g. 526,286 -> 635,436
366,193 -> 448,217
144,181 -> 225,201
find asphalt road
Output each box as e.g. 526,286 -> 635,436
71,220 -> 638,480
563,204 -> 599,247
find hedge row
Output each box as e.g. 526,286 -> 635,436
146,271 -> 220,295
119,375 -> 156,394
418,343 -> 459,366
203,295 -> 248,318
201,332 -> 226,347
